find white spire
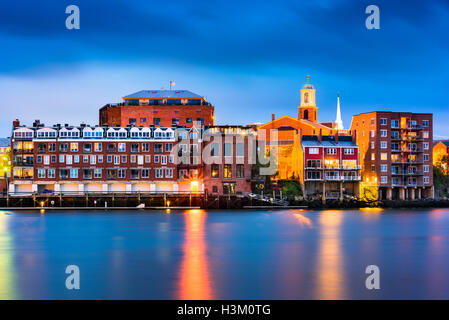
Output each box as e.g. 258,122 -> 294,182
335,92 -> 344,130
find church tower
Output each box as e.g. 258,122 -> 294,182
298,75 -> 318,122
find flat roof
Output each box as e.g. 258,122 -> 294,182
0,138 -> 10,147
123,90 -> 203,99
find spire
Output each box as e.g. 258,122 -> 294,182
335,92 -> 344,130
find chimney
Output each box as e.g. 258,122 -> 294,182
272,114 -> 275,122
335,132 -> 339,144
318,129 -> 322,143
12,119 -> 20,127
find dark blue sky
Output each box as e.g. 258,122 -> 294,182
0,0 -> 448,137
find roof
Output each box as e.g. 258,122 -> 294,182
123,90 -> 203,99
0,138 -> 10,147
301,135 -> 357,147
434,140 -> 449,147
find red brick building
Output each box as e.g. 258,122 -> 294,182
350,111 -> 434,200
202,126 -> 254,196
299,134 -> 361,200
99,90 -> 214,128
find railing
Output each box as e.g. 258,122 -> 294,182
305,166 -> 361,170
391,170 -> 424,175
13,149 -> 34,154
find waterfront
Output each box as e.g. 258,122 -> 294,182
0,208 -> 449,299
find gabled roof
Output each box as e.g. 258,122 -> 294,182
301,135 -> 357,147
434,140 -> 449,147
257,115 -> 333,131
123,90 -> 203,99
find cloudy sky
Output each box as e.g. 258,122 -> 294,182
0,0 -> 448,138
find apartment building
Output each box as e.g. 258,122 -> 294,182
350,112 -> 433,200
10,120 -> 204,195
299,134 -> 361,200
99,90 -> 214,128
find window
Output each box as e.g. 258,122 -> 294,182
371,153 -> 375,161
371,142 -> 375,149
74,155 -> 79,163
370,130 -> 375,138
94,143 -> 102,152
154,155 -> 159,163
424,176 -> 430,184
327,148 -> 337,155
423,131 -> 429,139
172,118 -> 179,126
197,118 -> 204,125
422,120 -> 429,127
48,143 -> 56,152
381,153 -> 388,161
51,155 -> 56,163
59,169 -> 69,179
423,142 -> 429,150
224,164 -> 232,178
70,143 -> 78,152
344,148 -> 354,155
165,143 -> 173,152
381,141 -> 387,149
222,182 -> 235,195
371,118 -> 375,126
236,164 -> 244,178
90,155 -> 96,165
130,169 -> 139,179
423,165 -> 429,173
380,130 -> 387,137
60,143 -> 68,152
140,118 -> 146,123
380,118 -> 387,125
83,155 -> 88,163
83,169 -> 92,179
131,143 -> 139,153
118,143 -> 126,152
169,155 -> 174,163
186,118 -> 192,123
155,144 -> 163,153
107,143 -> 116,153
130,155 -> 136,163
141,169 -> 150,178
155,168 -> 164,178
391,120 -> 399,128
165,168 -> 173,178
70,169 -> 78,179
129,118 -> 136,126
94,169 -> 102,178
223,143 -> 232,156
107,169 -> 116,179
59,155 -> 65,163
83,143 -> 92,152
118,169 -> 126,179
424,154 -> 429,161
107,155 -> 113,163
121,155 -> 127,163
142,143 -> 150,152
153,118 -> 160,125
48,169 -> 55,178
37,143 -> 46,153
212,186 -> 218,193
309,148 -> 319,155
381,176 -> 387,184
380,165 -> 388,172
211,164 -> 219,178
114,155 -> 121,165
371,165 -> 376,172
98,155 -> 103,163
161,155 -> 167,165
66,155 -> 73,165
36,155 -> 42,163
37,169 -> 45,178
145,155 -> 151,163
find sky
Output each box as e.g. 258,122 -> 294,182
0,0 -> 448,138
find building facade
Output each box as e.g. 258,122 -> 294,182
433,140 -> 449,174
350,112 -> 434,200
299,134 -> 361,200
99,90 -> 215,128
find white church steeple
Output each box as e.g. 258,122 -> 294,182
335,92 -> 344,130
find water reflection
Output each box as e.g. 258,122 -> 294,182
178,209 -> 214,299
315,211 -> 346,299
291,211 -> 313,228
0,212 -> 18,299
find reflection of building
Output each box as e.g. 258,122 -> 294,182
299,134 -> 360,200
350,111 -> 434,200
257,76 -> 343,180
203,126 -> 254,196
99,90 -> 214,128
433,141 -> 449,174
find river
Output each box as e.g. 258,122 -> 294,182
0,208 -> 448,299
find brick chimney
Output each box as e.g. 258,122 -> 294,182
12,119 -> 20,127
272,114 -> 275,122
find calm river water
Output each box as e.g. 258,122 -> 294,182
0,208 -> 448,299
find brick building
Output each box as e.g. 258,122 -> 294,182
350,112 -> 434,200
202,126 -> 254,196
10,120 -> 204,195
99,90 -> 214,128
299,134 -> 361,200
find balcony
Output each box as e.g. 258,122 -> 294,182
391,170 -> 424,176
324,175 -> 361,181
13,148 -> 34,154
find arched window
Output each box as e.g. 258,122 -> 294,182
304,109 -> 309,120
304,92 -> 309,104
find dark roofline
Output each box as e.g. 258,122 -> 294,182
352,111 -> 433,117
